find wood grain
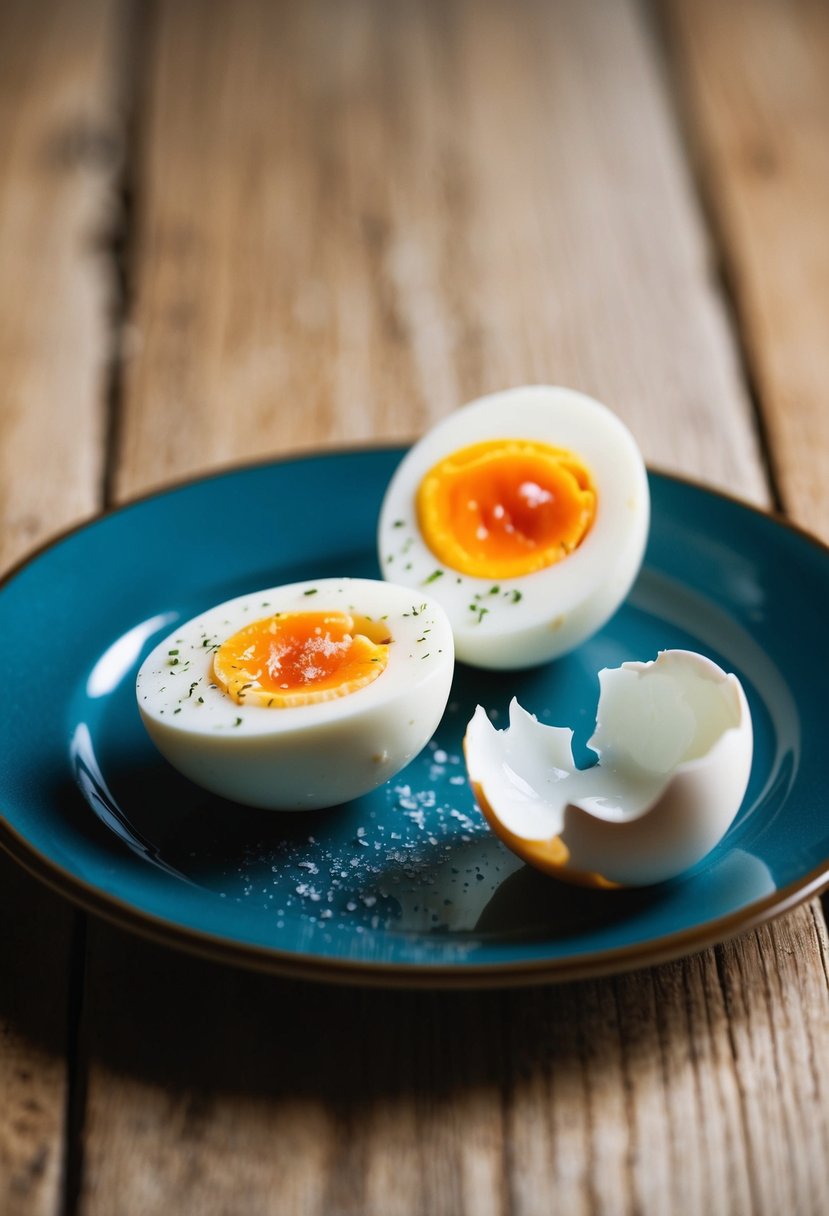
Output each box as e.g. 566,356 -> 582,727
52,1 -> 829,1214
114,0 -> 768,502
664,0 -> 829,539
0,1 -> 124,1212
0,0 -> 118,569
77,911 -> 829,1216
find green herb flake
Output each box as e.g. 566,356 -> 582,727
233,717 -> 243,727
424,570 -> 444,584
510,590 -> 523,604
304,588 -> 318,597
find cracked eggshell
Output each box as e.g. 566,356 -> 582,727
377,385 -> 649,670
464,650 -> 753,886
136,577 -> 455,811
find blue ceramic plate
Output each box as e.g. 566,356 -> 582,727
1,449 -> 827,986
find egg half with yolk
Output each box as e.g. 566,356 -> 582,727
136,577 -> 454,810
378,386 -> 649,669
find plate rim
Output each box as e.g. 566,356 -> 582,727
2,446 -> 829,987
3,809 -> 829,988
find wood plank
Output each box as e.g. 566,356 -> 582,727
78,1 -> 829,1214
664,0 -> 829,539
78,911 -> 829,1216
114,0 -> 768,503
0,1 -> 124,1212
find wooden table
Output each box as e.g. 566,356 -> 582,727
2,2 -> 829,1212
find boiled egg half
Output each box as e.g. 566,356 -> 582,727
464,650 -> 753,886
136,577 -> 454,810
378,386 -> 649,669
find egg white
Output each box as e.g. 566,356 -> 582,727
378,385 -> 650,669
136,577 -> 455,810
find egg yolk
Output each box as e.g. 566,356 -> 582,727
212,611 -> 391,708
417,439 -> 596,579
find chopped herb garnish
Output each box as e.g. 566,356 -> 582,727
168,649 -> 179,656
233,717 -> 243,727
304,588 -> 318,596
392,520 -> 405,529
424,570 -> 444,584
197,697 -> 204,704
510,590 -> 522,604
173,707 -> 182,714
489,585 -> 500,596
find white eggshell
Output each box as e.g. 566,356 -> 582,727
136,577 -> 454,810
465,650 -> 753,885
378,385 -> 649,669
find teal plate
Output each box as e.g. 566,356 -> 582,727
1,449 -> 828,987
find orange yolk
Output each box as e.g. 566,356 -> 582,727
417,439 -> 596,579
212,611 -> 391,708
